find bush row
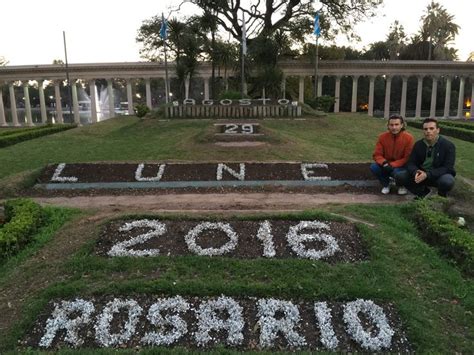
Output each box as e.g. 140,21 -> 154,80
437,120 -> 474,131
407,120 -> 474,143
0,199 -> 45,258
0,124 -> 76,148
413,197 -> 473,276
0,125 -> 45,137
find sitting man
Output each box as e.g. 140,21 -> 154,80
370,114 -> 414,195
398,117 -> 456,198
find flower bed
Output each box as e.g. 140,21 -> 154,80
24,295 -> 411,351
38,162 -> 374,185
96,219 -> 368,262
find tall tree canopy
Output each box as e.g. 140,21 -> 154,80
420,1 -> 459,60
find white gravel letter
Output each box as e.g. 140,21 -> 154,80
184,222 -> 238,256
216,163 -> 245,181
256,220 -> 276,257
314,302 -> 339,350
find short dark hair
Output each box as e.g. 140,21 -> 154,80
388,114 -> 405,130
422,117 -> 439,128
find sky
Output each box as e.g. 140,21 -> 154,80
1,0 -> 473,66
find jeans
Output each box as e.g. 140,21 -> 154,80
370,163 -> 407,187
396,170 -> 455,197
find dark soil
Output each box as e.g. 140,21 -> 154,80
37,162 -> 375,184
23,295 -> 411,352
95,219 -> 368,263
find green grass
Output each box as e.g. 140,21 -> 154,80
1,207 -> 473,353
1,114 -> 472,181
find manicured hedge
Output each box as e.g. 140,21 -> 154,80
438,120 -> 474,131
407,120 -> 474,143
0,199 -> 45,258
414,197 -> 474,276
0,124 -> 76,148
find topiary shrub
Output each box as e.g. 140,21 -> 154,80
219,90 -> 249,100
306,95 -> 335,112
0,199 -> 45,258
413,197 -> 474,276
134,104 -> 151,118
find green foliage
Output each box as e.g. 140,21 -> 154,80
218,90 -> 247,100
0,199 -> 45,259
306,95 -> 335,112
133,103 -> 151,118
413,197 -> 474,275
407,120 -> 474,142
0,124 -> 76,148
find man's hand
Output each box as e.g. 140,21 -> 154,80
415,170 -> 427,184
382,162 -> 393,175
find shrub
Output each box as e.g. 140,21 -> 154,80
0,124 -> 76,148
306,96 -> 335,112
406,120 -> 474,143
134,104 -> 151,118
0,199 -> 45,258
413,197 -> 474,276
218,90 -> 249,100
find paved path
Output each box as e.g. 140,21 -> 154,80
32,192 -> 410,213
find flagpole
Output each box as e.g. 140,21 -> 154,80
162,13 -> 170,104
63,31 -> 73,120
241,12 -> 246,98
314,35 -> 319,99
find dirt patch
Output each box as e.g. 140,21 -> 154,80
95,219 -> 368,263
23,295 -> 411,352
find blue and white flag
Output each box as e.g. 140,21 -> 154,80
160,13 -> 168,40
313,11 -> 321,37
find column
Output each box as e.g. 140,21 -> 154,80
89,80 -> 98,123
298,76 -> 304,103
0,86 -> 6,126
368,76 -> 375,117
38,80 -> 48,124
281,75 -> 286,99
184,75 -> 190,100
456,76 -> 465,119
317,76 -> 323,97
471,80 -> 474,120
415,76 -> 423,118
107,79 -> 115,118
351,75 -> 359,113
71,81 -> 80,125
400,76 -> 408,118
126,79 -> 134,115
9,82 -> 19,126
384,76 -> 392,119
204,77 -> 210,100
145,78 -> 152,109
430,76 -> 438,118
443,76 -> 451,118
54,81 -> 63,124
334,76 -> 341,113
23,82 -> 33,126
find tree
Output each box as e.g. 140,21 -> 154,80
188,0 -> 382,43
468,52 -> 474,62
386,21 -> 407,60
420,1 -> 459,60
0,56 -> 8,66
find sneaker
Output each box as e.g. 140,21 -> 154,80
398,187 -> 408,195
381,186 -> 390,195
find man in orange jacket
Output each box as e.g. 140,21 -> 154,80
370,115 -> 414,195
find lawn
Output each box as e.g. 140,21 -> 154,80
0,114 -> 473,353
1,113 -> 473,181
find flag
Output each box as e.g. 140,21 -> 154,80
313,12 -> 321,37
242,13 -> 247,55
160,13 -> 168,40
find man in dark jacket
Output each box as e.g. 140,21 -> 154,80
397,118 -> 456,198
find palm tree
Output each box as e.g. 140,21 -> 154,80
421,1 -> 460,60
0,56 -> 8,66
467,52 -> 474,62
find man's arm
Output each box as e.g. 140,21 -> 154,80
372,136 -> 387,165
